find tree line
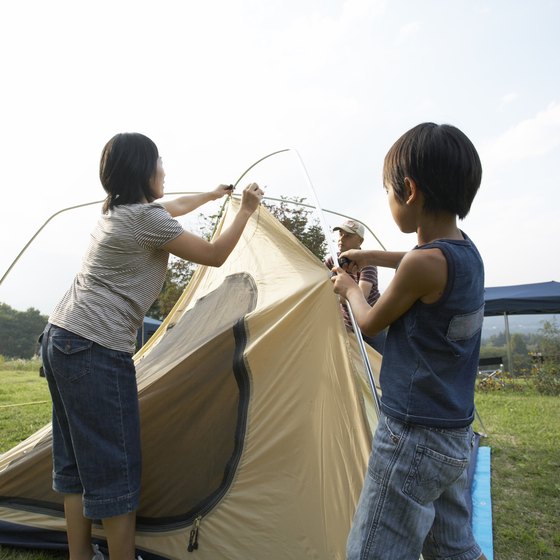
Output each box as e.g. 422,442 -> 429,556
0,304 -> 47,359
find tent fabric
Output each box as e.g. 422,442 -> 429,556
0,199 -> 381,559
483,281 -> 560,316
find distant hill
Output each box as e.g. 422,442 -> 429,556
482,313 -> 557,340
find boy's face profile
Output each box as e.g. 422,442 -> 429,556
385,178 -> 420,234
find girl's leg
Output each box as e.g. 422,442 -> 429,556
65,494 -> 93,560
103,511 -> 137,560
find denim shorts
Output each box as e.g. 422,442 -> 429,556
40,323 -> 141,519
347,413 -> 483,560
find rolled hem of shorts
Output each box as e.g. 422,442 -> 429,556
53,474 -> 83,495
424,544 -> 483,560
83,488 -> 140,519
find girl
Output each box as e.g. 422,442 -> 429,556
40,132 -> 263,560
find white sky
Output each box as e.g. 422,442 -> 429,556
1,0 -> 559,315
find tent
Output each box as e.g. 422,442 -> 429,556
484,281 -> 560,316
0,199 -> 381,559
483,281 -> 560,371
137,316 -> 163,348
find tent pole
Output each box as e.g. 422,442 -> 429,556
504,312 -> 513,374
288,148 -> 382,418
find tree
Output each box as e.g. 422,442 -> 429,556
0,303 -> 48,359
533,318 -> 560,395
263,197 -> 327,260
148,197 -> 327,320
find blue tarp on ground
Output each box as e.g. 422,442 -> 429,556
484,281 -> 560,316
472,447 -> 493,560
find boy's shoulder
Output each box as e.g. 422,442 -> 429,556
394,247 -> 448,304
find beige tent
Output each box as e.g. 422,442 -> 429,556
0,199 -> 381,559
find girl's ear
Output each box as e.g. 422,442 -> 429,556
403,177 -> 419,205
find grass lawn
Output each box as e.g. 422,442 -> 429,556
474,385 -> 560,559
0,363 -> 559,559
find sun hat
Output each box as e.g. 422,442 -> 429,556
333,219 -> 365,239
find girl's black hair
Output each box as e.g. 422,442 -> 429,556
100,132 -> 159,213
383,123 -> 482,219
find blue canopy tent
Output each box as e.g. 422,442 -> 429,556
136,316 -> 163,349
484,281 -> 560,316
483,281 -> 560,371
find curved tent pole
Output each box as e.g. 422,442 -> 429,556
0,200 -> 104,286
2,198 -> 386,288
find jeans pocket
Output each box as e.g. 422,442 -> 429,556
403,444 -> 468,505
51,330 -> 94,383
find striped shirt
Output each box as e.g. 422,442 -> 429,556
325,256 -> 380,329
49,202 -> 184,353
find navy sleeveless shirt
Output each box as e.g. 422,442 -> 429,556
379,233 -> 484,428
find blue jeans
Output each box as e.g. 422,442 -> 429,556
41,324 -> 141,519
347,414 -> 482,560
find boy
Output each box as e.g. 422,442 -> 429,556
332,123 -> 487,560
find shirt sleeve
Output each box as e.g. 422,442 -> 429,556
359,265 -> 380,304
133,203 -> 184,249
359,265 -> 378,286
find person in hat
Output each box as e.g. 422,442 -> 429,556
325,219 -> 385,353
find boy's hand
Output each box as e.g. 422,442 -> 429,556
331,267 -> 360,300
339,249 -> 363,274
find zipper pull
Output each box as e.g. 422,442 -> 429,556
188,516 -> 202,552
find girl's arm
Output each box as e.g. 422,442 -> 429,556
162,183 -> 263,266
161,185 -> 233,217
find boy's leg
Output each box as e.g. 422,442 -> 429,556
346,415 -> 435,560
421,427 -> 483,560
65,494 -> 93,560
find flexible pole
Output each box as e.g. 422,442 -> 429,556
0,200 -> 104,286
288,148 -> 382,418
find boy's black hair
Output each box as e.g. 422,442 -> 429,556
383,123 -> 482,219
100,132 -> 159,213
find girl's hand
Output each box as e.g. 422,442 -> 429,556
240,183 -> 264,214
211,184 -> 235,200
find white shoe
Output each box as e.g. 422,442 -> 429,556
91,544 -> 106,560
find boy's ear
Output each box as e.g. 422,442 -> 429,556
403,177 -> 419,205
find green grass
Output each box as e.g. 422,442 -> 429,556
474,387 -> 560,559
0,360 -> 51,451
0,364 -> 559,559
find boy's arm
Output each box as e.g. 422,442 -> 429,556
340,249 -> 406,271
332,248 -> 447,336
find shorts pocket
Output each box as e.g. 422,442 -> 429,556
51,331 -> 94,383
403,444 -> 468,505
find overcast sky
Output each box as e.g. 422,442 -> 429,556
1,0 -> 559,315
